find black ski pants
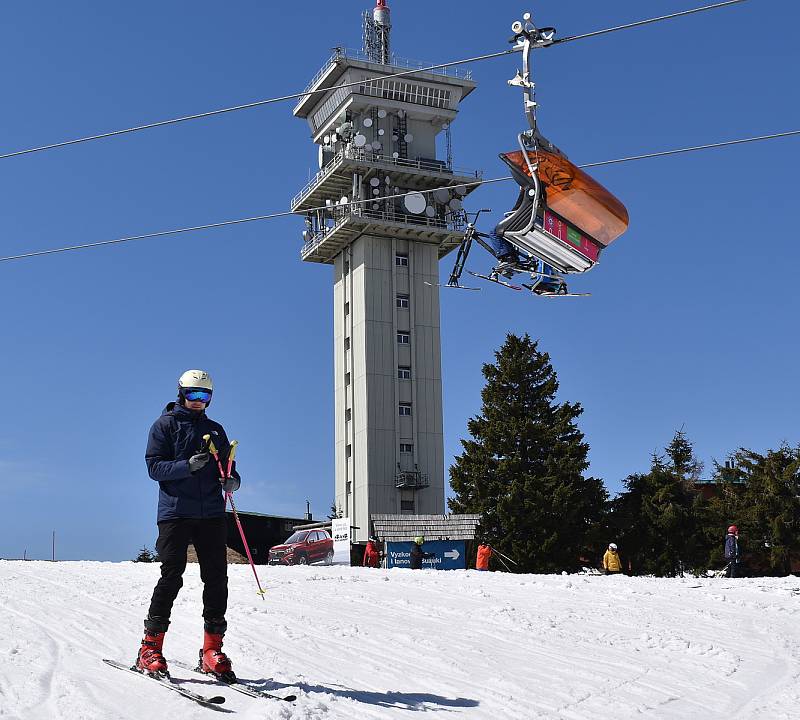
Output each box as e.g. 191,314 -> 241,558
148,517 -> 228,622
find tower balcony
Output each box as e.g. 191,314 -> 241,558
291,145 -> 481,212
395,470 -> 430,490
300,204 -> 467,264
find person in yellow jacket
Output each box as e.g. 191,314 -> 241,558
602,543 -> 622,575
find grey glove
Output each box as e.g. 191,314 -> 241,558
188,452 -> 210,474
221,476 -> 240,493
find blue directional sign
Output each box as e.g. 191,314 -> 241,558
386,541 -> 466,570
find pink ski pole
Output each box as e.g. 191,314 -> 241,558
204,436 -> 266,600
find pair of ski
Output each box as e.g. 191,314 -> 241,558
102,658 -> 297,708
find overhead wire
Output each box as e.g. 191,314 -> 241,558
552,0 -> 749,46
1,128 -> 796,264
0,0 -> 750,162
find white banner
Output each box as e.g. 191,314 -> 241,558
331,517 -> 351,566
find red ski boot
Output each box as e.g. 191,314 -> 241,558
136,616 -> 169,676
198,620 -> 235,682
136,631 -> 168,676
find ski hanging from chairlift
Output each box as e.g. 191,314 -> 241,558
446,13 -> 629,298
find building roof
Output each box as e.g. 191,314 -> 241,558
371,514 -> 482,542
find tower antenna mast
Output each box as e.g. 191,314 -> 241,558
363,0 -> 391,64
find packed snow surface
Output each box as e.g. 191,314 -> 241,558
2,561 -> 800,719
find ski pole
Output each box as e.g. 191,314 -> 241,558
494,553 -> 513,572
490,546 -> 519,566
203,435 -> 266,600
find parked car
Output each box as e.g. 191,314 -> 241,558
268,529 -> 334,566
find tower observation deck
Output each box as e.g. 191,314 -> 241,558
292,1 -> 478,541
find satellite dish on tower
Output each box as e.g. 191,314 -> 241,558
377,109 -> 387,118
363,118 -> 373,128
403,192 -> 427,215
354,134 -> 367,148
454,185 -> 467,196
433,188 -> 451,204
448,198 -> 463,211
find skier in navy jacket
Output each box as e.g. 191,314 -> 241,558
137,370 -> 241,681
724,525 -> 740,578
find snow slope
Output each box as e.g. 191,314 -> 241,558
2,561 -> 800,719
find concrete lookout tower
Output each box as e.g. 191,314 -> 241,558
292,0 -> 479,542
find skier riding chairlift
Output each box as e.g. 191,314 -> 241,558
446,13 -> 629,297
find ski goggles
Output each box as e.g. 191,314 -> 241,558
183,389 -> 212,403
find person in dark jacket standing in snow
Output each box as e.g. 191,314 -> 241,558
136,370 -> 241,681
409,536 -> 434,569
724,525 -> 740,578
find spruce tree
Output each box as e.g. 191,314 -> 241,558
612,430 -> 702,576
740,445 -> 800,574
448,334 -> 606,573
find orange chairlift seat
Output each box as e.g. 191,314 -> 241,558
497,148 -> 629,273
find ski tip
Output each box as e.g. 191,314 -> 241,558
207,696 -> 226,704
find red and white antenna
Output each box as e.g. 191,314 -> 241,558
364,0 -> 391,64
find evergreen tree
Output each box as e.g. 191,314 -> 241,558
613,430 -> 702,576
448,334 -> 606,573
134,546 -> 157,563
739,445 -> 800,574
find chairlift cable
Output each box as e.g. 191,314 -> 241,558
0,0 -> 751,162
578,130 -> 800,169
0,49 -> 517,162
551,0 -> 750,47
1,128 -> 796,264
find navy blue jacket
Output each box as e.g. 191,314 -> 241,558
724,533 -> 739,560
145,402 -> 239,522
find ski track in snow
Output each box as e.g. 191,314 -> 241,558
1,562 -> 800,719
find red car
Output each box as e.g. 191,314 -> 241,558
268,529 -> 334,566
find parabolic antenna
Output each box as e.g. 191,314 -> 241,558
448,198 -> 463,211
370,177 -> 380,187
354,134 -> 367,148
454,185 -> 467,196
377,109 -> 387,118
378,129 -> 385,136
404,133 -> 414,143
392,152 -> 399,159
340,196 -> 349,205
372,189 -> 380,196
433,188 -> 451,203
403,192 -> 427,215
363,117 -> 373,128
425,206 -> 436,218
371,141 -> 382,151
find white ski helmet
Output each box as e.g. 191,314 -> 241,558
178,369 -> 213,391
609,543 -> 618,551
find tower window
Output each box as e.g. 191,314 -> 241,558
396,294 -> 409,309
344,337 -> 351,351
395,254 -> 409,267
346,444 -> 352,458
345,302 -> 350,315
345,408 -> 351,422
400,443 -> 413,453
345,372 -> 351,386
398,366 -> 411,380
399,403 -> 412,416
397,332 -> 410,344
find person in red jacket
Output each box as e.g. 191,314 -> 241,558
363,536 -> 382,567
476,543 -> 493,571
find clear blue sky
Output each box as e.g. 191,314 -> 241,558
1,1 -> 797,561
